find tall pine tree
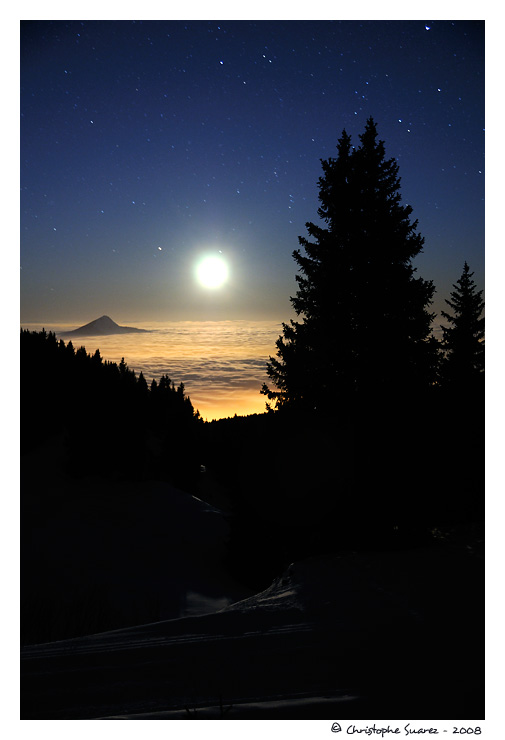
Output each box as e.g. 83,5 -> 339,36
440,261 -> 484,388
262,117 -> 438,413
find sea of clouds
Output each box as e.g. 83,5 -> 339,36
24,320 -> 284,420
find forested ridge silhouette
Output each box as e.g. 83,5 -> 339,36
20,327 -> 203,488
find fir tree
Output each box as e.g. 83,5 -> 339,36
137,371 -> 148,394
91,348 -> 102,365
440,261 -> 484,388
262,117 -> 438,412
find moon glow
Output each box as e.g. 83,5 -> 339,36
196,255 -> 229,289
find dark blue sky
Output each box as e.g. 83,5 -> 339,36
20,19 -> 485,325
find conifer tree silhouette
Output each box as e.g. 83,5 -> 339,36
440,261 -> 484,389
137,371 -> 148,394
262,118 -> 438,413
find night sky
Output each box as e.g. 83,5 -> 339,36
20,19 -> 485,326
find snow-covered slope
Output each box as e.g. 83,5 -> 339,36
21,533 -> 483,719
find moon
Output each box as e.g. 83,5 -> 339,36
196,255 -> 229,289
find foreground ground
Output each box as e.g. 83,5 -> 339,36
21,528 -> 483,719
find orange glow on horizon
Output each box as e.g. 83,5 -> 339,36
189,388 -> 268,421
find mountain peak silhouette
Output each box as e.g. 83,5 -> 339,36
59,315 -> 149,337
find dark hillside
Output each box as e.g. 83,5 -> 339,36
203,395 -> 484,592
21,329 -> 210,644
20,328 -> 202,487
